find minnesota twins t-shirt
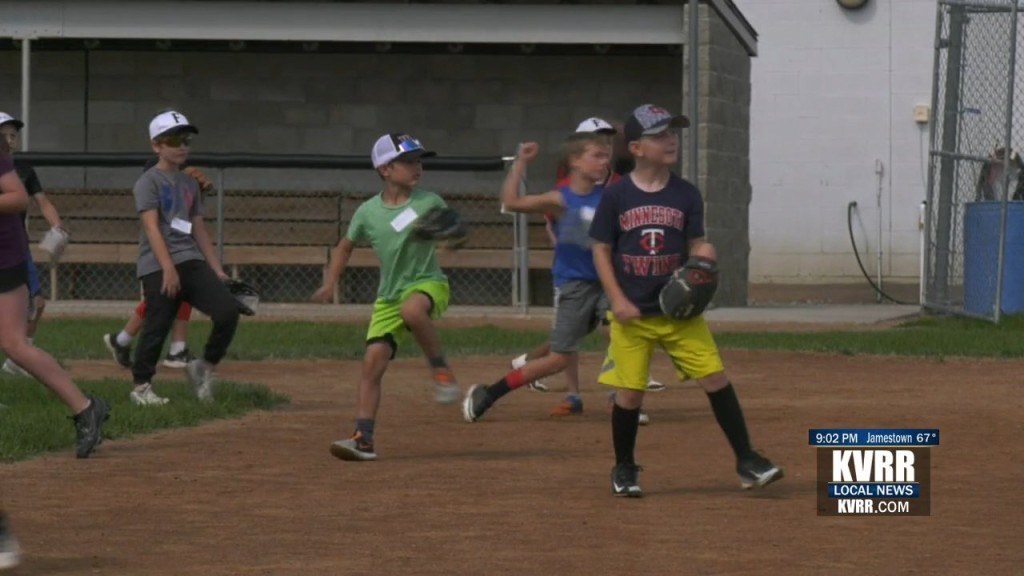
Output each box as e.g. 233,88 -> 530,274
0,152 -> 29,270
133,166 -> 205,277
346,188 -> 448,302
589,172 -> 706,316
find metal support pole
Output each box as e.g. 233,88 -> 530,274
933,3 -> 966,305
687,0 -> 699,184
216,168 -> 225,264
992,1 -> 1019,324
20,38 -> 31,151
516,164 -> 530,315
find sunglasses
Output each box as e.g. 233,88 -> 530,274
158,134 -> 193,148
395,137 -> 423,153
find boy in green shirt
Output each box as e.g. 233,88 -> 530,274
313,133 -> 461,461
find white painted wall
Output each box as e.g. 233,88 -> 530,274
733,0 -> 936,284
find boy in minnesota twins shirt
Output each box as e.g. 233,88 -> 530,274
590,104 -> 783,497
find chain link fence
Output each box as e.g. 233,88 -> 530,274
925,0 -> 1022,321
24,156 -> 537,312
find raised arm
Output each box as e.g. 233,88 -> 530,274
500,142 -> 565,216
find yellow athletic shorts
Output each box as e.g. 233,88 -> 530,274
366,280 -> 450,345
598,315 -> 725,391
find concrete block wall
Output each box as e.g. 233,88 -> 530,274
682,4 -> 754,306
0,50 -> 682,196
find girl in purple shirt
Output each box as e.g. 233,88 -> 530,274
0,147 -> 110,460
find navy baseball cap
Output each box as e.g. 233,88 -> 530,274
623,104 -> 689,143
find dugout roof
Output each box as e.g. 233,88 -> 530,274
1,0 -> 757,56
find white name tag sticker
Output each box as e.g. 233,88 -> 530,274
390,207 -> 418,232
170,217 -> 193,235
580,206 -> 596,222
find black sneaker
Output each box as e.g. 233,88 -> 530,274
461,384 -> 494,423
737,452 -> 784,490
163,348 -> 195,369
102,334 -> 132,369
611,463 -> 643,498
72,395 -> 110,459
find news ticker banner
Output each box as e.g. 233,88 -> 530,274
810,428 -> 940,517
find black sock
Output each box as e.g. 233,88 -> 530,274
487,378 -> 512,401
355,418 -> 375,444
428,355 -> 448,369
611,403 -> 641,466
706,384 -> 752,458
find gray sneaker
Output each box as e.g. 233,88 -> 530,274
329,432 -> 377,461
72,395 -> 110,459
1,359 -> 29,377
0,513 -> 20,571
185,359 -> 216,403
432,368 -> 461,405
129,383 -> 170,406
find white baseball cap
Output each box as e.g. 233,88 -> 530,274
575,117 -> 616,134
0,112 -> 24,130
148,110 -> 199,140
371,133 -> 436,168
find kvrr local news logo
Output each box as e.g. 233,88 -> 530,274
811,428 -> 937,517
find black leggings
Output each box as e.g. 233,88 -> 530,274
131,260 -> 239,384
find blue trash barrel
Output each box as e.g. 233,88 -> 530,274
963,201 -> 1024,315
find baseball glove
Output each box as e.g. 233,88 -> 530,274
39,226 -> 70,262
659,256 -> 719,320
183,166 -> 215,193
225,278 -> 261,316
412,207 -> 468,249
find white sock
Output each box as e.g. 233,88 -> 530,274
116,331 -> 133,347
169,341 -> 186,355
512,353 -> 528,368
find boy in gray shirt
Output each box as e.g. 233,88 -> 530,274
130,110 -> 239,405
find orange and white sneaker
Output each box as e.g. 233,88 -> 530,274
550,394 -> 584,416
330,431 -> 377,461
432,368 -> 461,405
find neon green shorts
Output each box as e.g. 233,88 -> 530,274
366,280 -> 450,353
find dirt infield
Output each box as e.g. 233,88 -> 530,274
1,350 -> 1020,575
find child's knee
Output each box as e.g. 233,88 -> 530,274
696,371 -> 728,392
0,336 -> 27,359
548,352 -> 570,372
211,303 -> 239,327
613,388 -> 645,409
399,297 -> 431,325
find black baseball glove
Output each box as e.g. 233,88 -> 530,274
412,207 -> 468,249
659,256 -> 719,320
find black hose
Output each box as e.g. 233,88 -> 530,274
847,201 -> 915,305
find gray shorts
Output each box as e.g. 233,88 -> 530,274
551,280 -> 609,353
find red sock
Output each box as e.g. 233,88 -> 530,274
506,368 -> 525,390
485,368 -> 525,402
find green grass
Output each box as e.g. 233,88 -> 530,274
16,313 -> 1024,364
0,378 -> 288,462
